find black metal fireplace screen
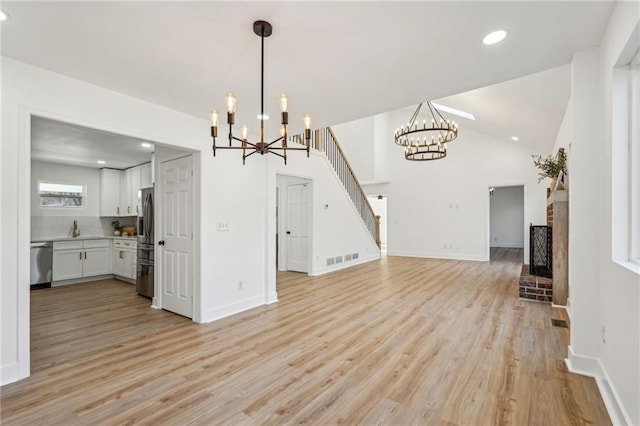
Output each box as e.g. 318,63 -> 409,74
530,225 -> 552,278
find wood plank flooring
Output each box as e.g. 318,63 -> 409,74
1,253 -> 610,425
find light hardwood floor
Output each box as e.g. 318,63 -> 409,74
1,254 -> 610,425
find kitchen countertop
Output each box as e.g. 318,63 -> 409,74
31,236 -> 138,243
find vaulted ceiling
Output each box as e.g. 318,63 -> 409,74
1,1 -> 614,156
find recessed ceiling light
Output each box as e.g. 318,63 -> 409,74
257,114 -> 269,120
0,10 -> 9,21
511,136 -> 519,141
431,102 -> 476,121
141,142 -> 152,148
483,30 -> 507,45
97,160 -> 106,165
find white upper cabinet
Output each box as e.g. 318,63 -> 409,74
99,168 -> 122,216
100,163 -> 152,217
140,162 -> 152,189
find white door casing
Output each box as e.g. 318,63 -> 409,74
160,155 -> 194,318
286,183 -> 310,273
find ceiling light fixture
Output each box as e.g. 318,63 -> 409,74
511,136 -> 519,141
431,102 -> 476,121
97,160 -> 106,165
0,10 -> 9,21
210,20 -> 311,165
141,142 -> 153,148
483,30 -> 507,45
394,101 -> 458,161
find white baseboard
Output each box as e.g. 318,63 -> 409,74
266,292 -> 278,305
490,243 -> 525,248
0,362 -> 19,386
565,346 -> 632,425
202,295 -> 264,323
310,254 -> 379,277
387,251 -> 487,262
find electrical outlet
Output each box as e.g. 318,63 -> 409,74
217,222 -> 229,232
601,325 -> 606,343
238,280 -> 243,290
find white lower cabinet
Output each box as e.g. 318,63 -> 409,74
112,239 -> 137,279
53,239 -> 111,282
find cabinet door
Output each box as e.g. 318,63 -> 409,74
83,247 -> 111,277
120,168 -> 132,216
52,250 -> 83,281
112,249 -> 133,278
99,168 -> 122,216
130,166 -> 141,216
140,162 -> 152,189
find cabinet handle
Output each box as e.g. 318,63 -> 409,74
84,252 -> 87,260
128,206 -> 131,214
79,252 -> 82,260
117,207 -> 120,215
120,250 -> 124,259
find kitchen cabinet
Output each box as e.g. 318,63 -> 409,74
53,239 -> 111,282
120,168 -> 132,216
100,163 -> 151,218
140,162 -> 152,188
112,239 -> 137,279
100,169 -> 122,216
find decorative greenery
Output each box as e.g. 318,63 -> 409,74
532,150 -> 567,183
111,220 -> 121,230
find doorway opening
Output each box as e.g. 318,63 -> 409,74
27,114 -> 200,374
276,174 -> 312,274
489,185 -> 525,262
367,195 -> 388,256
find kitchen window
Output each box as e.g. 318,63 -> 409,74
38,181 -> 85,208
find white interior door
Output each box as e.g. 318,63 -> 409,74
160,155 -> 193,318
286,183 -> 309,273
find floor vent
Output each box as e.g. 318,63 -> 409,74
335,256 -> 343,264
551,319 -> 568,328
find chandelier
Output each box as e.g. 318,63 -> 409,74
394,101 -> 458,161
209,20 -> 311,165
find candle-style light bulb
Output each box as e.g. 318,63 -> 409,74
210,110 -> 219,127
304,114 -> 312,130
279,93 -> 289,113
226,93 -> 237,113
241,124 -> 249,140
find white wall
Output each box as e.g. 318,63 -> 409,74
346,109 -> 547,262
490,186 -> 524,248
565,3 -> 640,424
332,116 -> 376,182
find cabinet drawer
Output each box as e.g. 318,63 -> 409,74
114,239 -> 137,249
53,240 -> 82,250
83,239 -> 110,249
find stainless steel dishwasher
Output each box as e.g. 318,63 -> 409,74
30,241 -> 53,288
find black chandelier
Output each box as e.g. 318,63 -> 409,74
394,101 -> 458,161
210,20 -> 311,165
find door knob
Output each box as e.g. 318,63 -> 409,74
286,231 -> 291,235
158,240 -> 165,246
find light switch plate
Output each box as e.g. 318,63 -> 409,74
217,222 -> 229,232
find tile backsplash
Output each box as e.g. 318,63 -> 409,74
31,216 -> 136,240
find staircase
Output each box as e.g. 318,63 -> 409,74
292,127 -> 381,248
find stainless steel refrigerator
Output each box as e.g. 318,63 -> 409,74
136,187 -> 154,298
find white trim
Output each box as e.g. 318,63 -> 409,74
565,346 -> 632,426
309,254 -> 379,277
486,183 -> 528,264
0,363 -> 19,386
203,295 -> 265,323
490,243 -> 525,248
388,250 -> 487,262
